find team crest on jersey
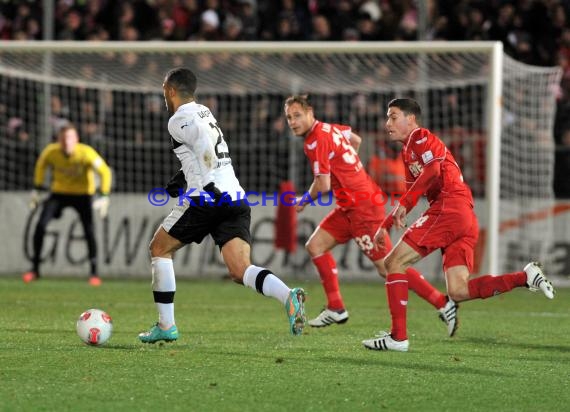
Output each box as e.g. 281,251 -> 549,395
306,141 -> 317,150
410,152 -> 416,161
409,161 -> 423,177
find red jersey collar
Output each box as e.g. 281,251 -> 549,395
404,127 -> 422,148
304,120 -> 320,140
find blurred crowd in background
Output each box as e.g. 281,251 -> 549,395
0,0 -> 569,196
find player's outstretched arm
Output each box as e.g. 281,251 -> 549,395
295,174 -> 330,212
373,226 -> 388,250
350,132 -> 362,152
92,195 -> 110,218
392,205 -> 408,229
30,147 -> 52,210
95,157 -> 112,196
398,161 -> 441,213
29,186 -> 47,210
33,147 -> 50,192
92,151 -> 112,218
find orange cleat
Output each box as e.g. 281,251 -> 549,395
88,276 -> 102,287
22,271 -> 38,283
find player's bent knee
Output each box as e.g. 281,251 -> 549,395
226,262 -> 248,283
149,236 -> 174,258
384,253 -> 405,274
446,283 -> 470,302
305,241 -> 321,257
373,259 -> 387,278
305,238 -> 319,255
447,290 -> 465,302
148,240 -> 163,258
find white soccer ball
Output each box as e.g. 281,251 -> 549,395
76,308 -> 113,346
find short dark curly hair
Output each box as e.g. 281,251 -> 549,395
164,67 -> 197,98
388,98 -> 422,119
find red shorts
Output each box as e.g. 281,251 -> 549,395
319,203 -> 392,262
402,198 -> 479,272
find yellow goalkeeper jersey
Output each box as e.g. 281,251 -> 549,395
34,143 -> 112,195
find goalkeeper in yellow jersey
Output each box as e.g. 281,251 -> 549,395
23,124 -> 112,286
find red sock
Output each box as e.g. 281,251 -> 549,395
386,273 -> 408,341
406,267 -> 447,309
312,252 -> 344,310
468,272 -> 527,299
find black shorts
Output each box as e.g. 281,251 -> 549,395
163,200 -> 252,247
42,193 -> 93,221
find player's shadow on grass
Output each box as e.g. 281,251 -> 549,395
320,355 -> 516,378
462,336 -> 569,353
104,343 -> 191,350
442,349 -> 570,364
199,348 -> 516,378
83,342 -> 192,350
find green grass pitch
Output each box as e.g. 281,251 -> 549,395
1,277 -> 569,411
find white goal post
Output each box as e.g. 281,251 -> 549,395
0,41 -> 561,278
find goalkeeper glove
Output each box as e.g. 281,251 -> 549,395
165,170 -> 186,198
29,188 -> 47,210
93,195 -> 110,218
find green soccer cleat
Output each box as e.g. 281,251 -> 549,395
285,288 -> 306,336
138,323 -> 179,343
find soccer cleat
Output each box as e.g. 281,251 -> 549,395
308,307 -> 349,327
438,297 -> 459,337
285,288 -> 306,336
362,331 -> 409,352
22,271 -> 38,283
138,323 -> 179,343
524,262 -> 555,299
88,276 -> 102,287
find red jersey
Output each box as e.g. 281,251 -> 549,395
304,120 -> 379,207
402,127 -> 473,206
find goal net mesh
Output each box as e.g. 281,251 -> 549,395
0,44 -> 561,275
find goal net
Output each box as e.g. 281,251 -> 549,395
0,41 -> 561,278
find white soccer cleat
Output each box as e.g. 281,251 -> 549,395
438,297 -> 459,337
524,262 -> 555,299
308,308 -> 349,327
362,331 -> 409,352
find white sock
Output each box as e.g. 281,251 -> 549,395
243,265 -> 290,304
151,257 -> 176,328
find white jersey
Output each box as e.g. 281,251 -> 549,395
168,101 -> 244,199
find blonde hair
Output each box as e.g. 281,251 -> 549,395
57,123 -> 78,138
284,94 -> 312,111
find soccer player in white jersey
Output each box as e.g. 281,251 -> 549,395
138,67 -> 306,343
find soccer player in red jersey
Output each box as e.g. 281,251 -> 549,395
363,98 -> 556,352
285,95 -> 456,331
